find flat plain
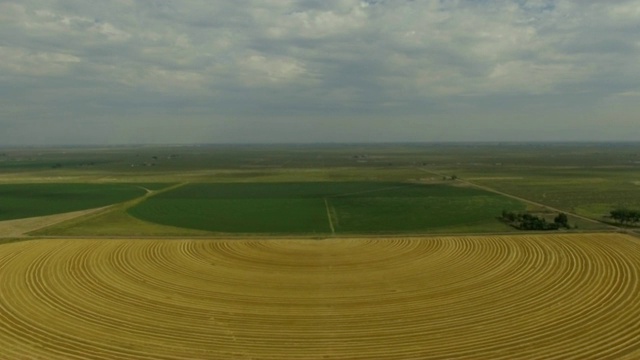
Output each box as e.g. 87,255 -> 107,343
1,143 -> 640,359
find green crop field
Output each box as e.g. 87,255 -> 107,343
0,183 -> 147,221
331,186 -> 523,233
3,143 -> 639,235
127,182 -> 524,234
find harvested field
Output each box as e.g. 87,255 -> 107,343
0,206 -> 109,237
1,234 -> 640,359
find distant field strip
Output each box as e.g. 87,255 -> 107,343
1,234 -> 640,359
127,182 -> 524,234
0,183 -> 148,221
0,206 -> 110,237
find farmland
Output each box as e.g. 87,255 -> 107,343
9,142 -> 638,235
1,234 -> 640,359
1,143 -> 640,358
2,143 -> 638,227
127,182 -> 524,234
0,183 -> 147,221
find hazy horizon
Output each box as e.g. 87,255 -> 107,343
2,1 -> 640,145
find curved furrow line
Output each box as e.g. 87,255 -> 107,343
1,234 -> 640,358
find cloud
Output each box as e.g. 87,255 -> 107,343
0,46 -> 81,76
238,54 -> 308,86
1,0 -> 639,144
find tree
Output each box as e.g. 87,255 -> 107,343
500,210 -> 567,231
554,213 -> 569,228
610,208 -> 640,225
502,209 -> 516,222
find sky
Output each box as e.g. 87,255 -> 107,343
1,0 -> 639,145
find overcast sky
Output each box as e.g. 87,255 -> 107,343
1,0 -> 639,145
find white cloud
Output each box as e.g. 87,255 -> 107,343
2,0 -> 640,144
486,61 -> 594,94
0,46 -> 81,76
238,54 -> 308,86
262,1 -> 369,39
606,1 -> 640,23
0,2 -> 27,22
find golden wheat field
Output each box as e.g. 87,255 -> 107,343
1,234 -> 640,359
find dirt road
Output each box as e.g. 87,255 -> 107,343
415,167 -> 622,231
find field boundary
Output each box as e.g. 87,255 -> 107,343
0,206 -> 112,238
25,183 -> 188,236
324,198 -> 336,234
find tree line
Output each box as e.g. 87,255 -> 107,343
501,210 -> 569,231
609,208 -> 640,225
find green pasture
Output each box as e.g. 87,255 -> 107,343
0,183 -> 147,221
447,167 -> 640,220
128,182 -> 524,234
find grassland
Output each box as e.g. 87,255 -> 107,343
408,143 -> 640,223
2,234 -> 640,359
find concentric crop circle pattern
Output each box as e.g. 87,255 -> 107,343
1,234 -> 640,359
